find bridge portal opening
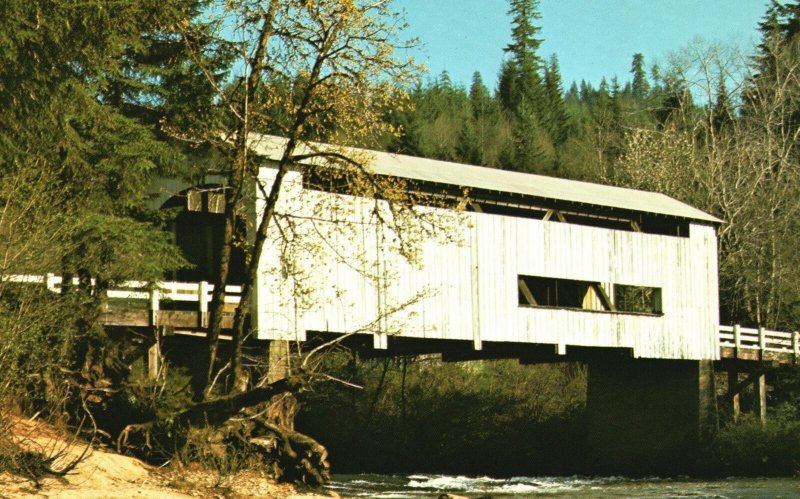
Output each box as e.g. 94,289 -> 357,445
161,185 -> 246,284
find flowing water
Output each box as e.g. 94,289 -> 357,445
327,474 -> 800,498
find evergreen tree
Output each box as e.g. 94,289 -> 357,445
630,53 -> 650,101
750,0 -> 800,133
456,119 -> 482,165
498,59 -> 520,111
469,71 -> 493,118
756,0 -> 800,73
500,0 -> 545,111
0,0 -> 200,452
497,0 -> 549,172
712,77 -> 734,132
543,54 -> 568,145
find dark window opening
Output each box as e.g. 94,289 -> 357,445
518,275 -> 612,311
518,275 -> 663,315
303,169 -> 353,195
162,185 -> 246,285
468,201 -> 549,219
560,212 -> 635,232
614,284 -> 663,314
638,218 -> 690,237
302,168 -> 693,238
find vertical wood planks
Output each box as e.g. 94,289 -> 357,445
252,165 -> 720,361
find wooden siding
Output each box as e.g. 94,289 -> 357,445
253,166 -> 720,361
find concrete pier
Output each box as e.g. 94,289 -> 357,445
586,359 -> 717,475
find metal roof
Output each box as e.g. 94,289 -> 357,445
249,134 -> 722,224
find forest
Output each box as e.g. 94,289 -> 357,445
0,0 -> 799,487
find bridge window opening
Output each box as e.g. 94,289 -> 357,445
302,167 -> 691,237
518,275 -> 612,311
614,284 -> 663,314
519,276 -> 662,315
468,201 -> 550,219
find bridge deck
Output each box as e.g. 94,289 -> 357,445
6,275 -> 798,363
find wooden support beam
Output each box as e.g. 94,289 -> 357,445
149,288 -> 160,327
728,371 -> 740,422
590,283 -> 615,312
148,343 -> 161,380
199,280 -> 209,328
755,372 -> 767,427
373,332 -> 388,350
518,278 -> 538,306
542,209 -> 566,222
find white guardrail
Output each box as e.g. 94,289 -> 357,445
719,324 -> 800,357
2,275 -> 241,326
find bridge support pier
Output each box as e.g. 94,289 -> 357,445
586,358 -> 717,475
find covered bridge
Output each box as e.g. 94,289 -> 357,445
166,135 -> 722,362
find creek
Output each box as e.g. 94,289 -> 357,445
326,474 -> 800,498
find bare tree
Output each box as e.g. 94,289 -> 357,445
609,38 -> 800,329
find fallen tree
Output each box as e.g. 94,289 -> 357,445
116,374 -> 329,485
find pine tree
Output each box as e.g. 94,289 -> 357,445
469,71 -> 493,118
712,77 -> 734,132
543,54 -> 568,145
498,0 -> 548,171
501,0 -> 545,111
755,0 -> 800,73
498,59 -> 520,111
0,0 -> 201,452
456,119 -> 482,165
750,0 -> 800,132
630,53 -> 650,101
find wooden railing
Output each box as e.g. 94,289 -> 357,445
719,324 -> 800,362
3,274 -> 242,329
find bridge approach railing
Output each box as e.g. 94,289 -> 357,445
3,274 -> 242,330
719,324 -> 800,363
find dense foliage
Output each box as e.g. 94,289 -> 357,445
298,355 -> 587,475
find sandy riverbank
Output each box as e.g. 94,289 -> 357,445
3,417 -> 335,498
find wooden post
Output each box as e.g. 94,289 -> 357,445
149,288 -> 160,327
373,332 -> 388,350
148,343 -> 161,380
793,331 -> 799,364
199,280 -> 209,328
733,324 -> 741,358
754,372 -> 767,427
758,326 -> 766,358
728,370 -> 740,422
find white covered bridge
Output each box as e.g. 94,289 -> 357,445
148,135 -> 725,362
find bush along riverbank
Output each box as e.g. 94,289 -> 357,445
297,355 -> 800,478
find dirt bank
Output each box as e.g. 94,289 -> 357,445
3,417 -> 334,498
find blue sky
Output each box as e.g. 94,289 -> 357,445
394,1 -> 769,90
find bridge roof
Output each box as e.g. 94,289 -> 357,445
249,134 -> 722,224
